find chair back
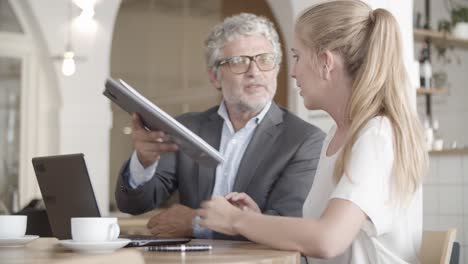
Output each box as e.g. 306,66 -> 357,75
420,229 -> 457,264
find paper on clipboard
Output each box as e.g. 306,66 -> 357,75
103,78 -> 224,167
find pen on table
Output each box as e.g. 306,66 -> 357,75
147,244 -> 212,252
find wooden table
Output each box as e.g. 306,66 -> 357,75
0,238 -> 301,264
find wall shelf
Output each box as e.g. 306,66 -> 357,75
414,29 -> 468,50
429,148 -> 468,155
416,87 -> 448,96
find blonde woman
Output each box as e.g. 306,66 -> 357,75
197,1 -> 428,263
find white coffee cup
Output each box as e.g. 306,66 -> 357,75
0,215 -> 27,238
71,217 -> 120,242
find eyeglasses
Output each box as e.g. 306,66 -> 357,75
216,53 -> 278,74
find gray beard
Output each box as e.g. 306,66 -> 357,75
234,99 -> 268,114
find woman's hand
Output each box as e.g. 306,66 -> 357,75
197,196 -> 242,236
225,192 -> 261,214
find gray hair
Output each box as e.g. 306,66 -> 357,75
204,13 -> 282,69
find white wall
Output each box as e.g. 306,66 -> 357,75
425,153 -> 468,263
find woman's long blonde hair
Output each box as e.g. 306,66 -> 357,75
296,0 -> 428,204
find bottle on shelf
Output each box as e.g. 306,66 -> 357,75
432,118 -> 444,150
423,116 -> 433,151
419,42 -> 432,89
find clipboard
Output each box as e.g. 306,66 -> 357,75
103,78 -> 224,167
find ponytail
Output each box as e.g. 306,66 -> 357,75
296,1 -> 428,204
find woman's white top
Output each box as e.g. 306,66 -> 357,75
303,117 -> 422,264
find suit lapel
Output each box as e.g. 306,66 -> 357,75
197,111 -> 223,202
233,103 -> 283,192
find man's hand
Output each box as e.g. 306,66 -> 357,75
225,192 -> 261,214
132,113 -> 178,168
146,204 -> 196,238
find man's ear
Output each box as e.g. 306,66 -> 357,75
318,50 -> 335,81
208,68 -> 222,90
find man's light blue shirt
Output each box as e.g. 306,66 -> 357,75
127,101 -> 272,238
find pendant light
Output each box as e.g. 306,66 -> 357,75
52,0 -> 85,77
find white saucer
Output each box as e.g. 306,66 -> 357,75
0,235 -> 39,247
58,239 -> 131,253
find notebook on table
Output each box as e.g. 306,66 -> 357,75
31,153 -> 191,247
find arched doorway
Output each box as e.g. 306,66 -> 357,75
109,0 -> 288,209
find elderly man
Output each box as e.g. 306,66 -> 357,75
115,13 -> 325,239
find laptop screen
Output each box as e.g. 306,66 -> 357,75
32,153 -> 101,239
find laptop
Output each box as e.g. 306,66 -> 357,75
31,153 -> 191,247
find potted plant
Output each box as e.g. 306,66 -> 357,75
451,7 -> 468,39
433,19 -> 460,64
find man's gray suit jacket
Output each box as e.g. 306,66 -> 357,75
115,103 -> 325,232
